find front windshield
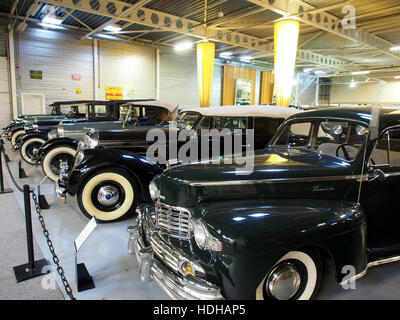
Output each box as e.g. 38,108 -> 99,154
177,112 -> 201,129
273,119 -> 369,161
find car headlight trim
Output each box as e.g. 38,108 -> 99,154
74,151 -> 84,168
149,180 -> 160,201
193,219 -> 222,252
57,125 -> 64,137
48,129 -> 58,140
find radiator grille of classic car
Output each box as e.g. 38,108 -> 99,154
150,234 -> 180,272
156,202 -> 191,239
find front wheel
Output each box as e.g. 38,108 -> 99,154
10,129 -> 25,149
256,250 -> 322,300
20,137 -> 46,164
77,169 -> 138,222
41,145 -> 77,181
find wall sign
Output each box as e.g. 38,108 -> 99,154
76,88 -> 82,95
72,74 -> 81,81
105,86 -> 123,100
30,70 -> 42,80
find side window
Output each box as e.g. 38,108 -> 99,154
389,129 -> 400,167
370,132 -> 389,166
217,117 -> 247,130
198,117 -> 212,130
275,122 -> 311,147
254,118 -> 283,137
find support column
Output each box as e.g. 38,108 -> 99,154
274,19 -> 300,107
92,39 -> 99,100
8,28 -> 17,119
315,77 -> 320,106
197,42 -> 215,108
155,48 -> 160,100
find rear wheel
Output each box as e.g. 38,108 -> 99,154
256,249 -> 322,300
77,168 -> 138,222
20,137 -> 46,164
41,145 -> 76,181
11,130 -> 25,149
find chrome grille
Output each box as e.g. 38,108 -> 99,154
150,234 -> 179,272
156,202 -> 191,239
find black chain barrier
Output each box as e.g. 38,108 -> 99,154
0,138 -> 76,300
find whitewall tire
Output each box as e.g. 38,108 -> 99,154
77,169 -> 137,222
42,146 -> 76,181
11,130 -> 25,148
20,137 -> 46,164
256,250 -> 321,300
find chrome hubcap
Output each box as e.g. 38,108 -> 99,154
97,186 -> 119,206
266,262 -> 301,300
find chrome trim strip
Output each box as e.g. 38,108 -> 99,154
188,175 -> 363,186
339,255 -> 400,286
367,255 -> 400,268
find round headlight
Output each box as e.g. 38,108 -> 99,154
74,151 -> 84,168
193,220 -> 207,250
149,181 -> 159,201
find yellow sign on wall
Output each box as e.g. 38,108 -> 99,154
105,87 -> 123,100
76,88 -> 82,95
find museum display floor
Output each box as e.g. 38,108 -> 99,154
0,145 -> 399,300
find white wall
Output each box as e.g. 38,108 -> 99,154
16,28 -> 94,113
330,80 -> 400,104
159,50 -> 222,109
0,57 -> 11,128
97,40 -> 156,100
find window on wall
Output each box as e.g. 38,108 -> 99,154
319,78 -> 331,102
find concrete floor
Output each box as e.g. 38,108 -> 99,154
0,144 -> 399,300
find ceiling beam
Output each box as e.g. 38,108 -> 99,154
247,0 -> 400,61
80,0 -> 152,39
40,0 -> 270,52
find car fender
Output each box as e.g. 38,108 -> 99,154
193,198 -> 367,299
67,148 -> 163,201
19,131 -> 48,145
38,137 -> 79,160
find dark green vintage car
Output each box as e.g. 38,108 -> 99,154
129,106 -> 400,300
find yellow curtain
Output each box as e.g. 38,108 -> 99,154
274,19 -> 299,107
197,42 -> 215,108
222,65 -> 256,105
260,71 -> 274,104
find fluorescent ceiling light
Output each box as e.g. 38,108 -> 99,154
350,79 -> 356,88
174,41 -> 193,51
314,70 -> 325,75
352,71 -> 370,75
104,24 -> 122,33
42,15 -> 62,25
220,52 -> 232,58
303,68 -> 313,73
39,23 -> 65,30
390,46 -> 400,51
240,55 -> 253,62
394,76 -> 400,79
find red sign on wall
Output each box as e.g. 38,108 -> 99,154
72,74 -> 81,81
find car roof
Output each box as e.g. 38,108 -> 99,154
286,106 -> 400,130
180,105 -> 301,118
128,100 -> 178,112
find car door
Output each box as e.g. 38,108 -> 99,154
362,127 -> 400,261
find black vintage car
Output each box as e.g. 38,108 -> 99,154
128,106 -> 400,300
37,100 -> 177,181
57,105 -> 300,222
4,100 -> 90,149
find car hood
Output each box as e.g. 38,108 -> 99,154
156,147 -> 356,207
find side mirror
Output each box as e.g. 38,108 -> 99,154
369,168 -> 386,182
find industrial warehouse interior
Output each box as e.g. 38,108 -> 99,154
0,0 -> 400,304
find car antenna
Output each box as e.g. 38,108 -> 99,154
357,106 -> 380,205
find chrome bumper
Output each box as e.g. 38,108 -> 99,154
128,221 -> 224,300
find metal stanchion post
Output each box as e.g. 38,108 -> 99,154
13,184 -> 49,282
